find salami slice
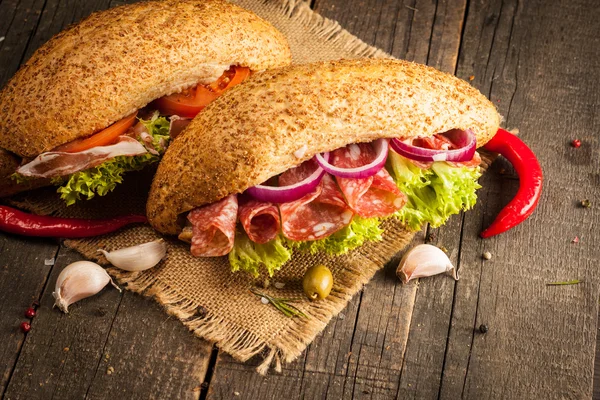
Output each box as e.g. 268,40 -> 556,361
188,194 -> 238,257
279,159 -> 353,241
238,196 -> 280,244
333,143 -> 406,218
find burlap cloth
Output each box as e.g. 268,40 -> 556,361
7,0 -> 495,374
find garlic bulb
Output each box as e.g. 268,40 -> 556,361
53,261 -> 120,313
397,244 -> 458,284
98,239 -> 167,272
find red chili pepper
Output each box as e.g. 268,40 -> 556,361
480,128 -> 543,238
0,205 -> 147,238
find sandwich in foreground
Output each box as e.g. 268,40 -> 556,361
147,59 -> 540,276
0,0 -> 291,204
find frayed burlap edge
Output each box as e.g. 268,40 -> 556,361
277,0 -> 392,59
65,222 -> 416,374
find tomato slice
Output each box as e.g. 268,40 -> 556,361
57,112 -> 138,153
155,66 -> 251,118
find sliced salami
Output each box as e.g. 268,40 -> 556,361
188,194 -> 238,257
333,143 -> 406,218
279,159 -> 353,241
238,196 -> 280,244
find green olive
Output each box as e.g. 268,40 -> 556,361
302,264 -> 333,301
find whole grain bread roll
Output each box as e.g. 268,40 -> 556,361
0,0 -> 291,159
147,59 -> 501,234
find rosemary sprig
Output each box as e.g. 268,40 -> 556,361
546,279 -> 583,286
250,288 -> 308,318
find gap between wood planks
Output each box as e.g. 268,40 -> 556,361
0,245 -> 60,399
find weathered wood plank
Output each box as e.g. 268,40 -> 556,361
0,0 -> 47,86
84,292 -> 213,400
440,0 -> 600,398
0,234 -> 57,396
3,248 -> 123,400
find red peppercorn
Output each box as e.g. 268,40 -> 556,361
571,139 -> 581,148
25,307 -> 36,319
20,322 -> 31,333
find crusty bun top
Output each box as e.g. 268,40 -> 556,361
147,59 -> 500,234
0,0 -> 291,158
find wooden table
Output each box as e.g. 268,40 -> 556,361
1,0 -> 599,399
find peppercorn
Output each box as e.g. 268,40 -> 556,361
20,321 -> 31,333
478,324 -> 488,334
571,139 -> 581,148
25,307 -> 36,319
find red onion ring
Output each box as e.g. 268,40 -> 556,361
315,139 -> 389,179
246,155 -> 329,203
390,129 -> 476,162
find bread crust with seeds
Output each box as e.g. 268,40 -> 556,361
147,59 -> 500,234
0,0 -> 291,159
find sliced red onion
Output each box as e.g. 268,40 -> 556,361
315,139 -> 389,179
246,155 -> 329,203
390,129 -> 476,162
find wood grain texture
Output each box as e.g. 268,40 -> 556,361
0,0 -> 599,399
83,292 -> 212,400
441,0 -> 600,399
0,235 -> 57,396
0,0 -> 47,87
3,248 -> 124,400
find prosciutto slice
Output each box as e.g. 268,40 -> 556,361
169,115 -> 191,139
16,136 -> 147,178
238,196 -> 280,244
188,194 -> 238,257
279,160 -> 353,241
333,143 -> 406,218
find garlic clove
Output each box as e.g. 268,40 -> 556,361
98,239 -> 167,272
52,261 -> 120,313
397,244 -> 458,284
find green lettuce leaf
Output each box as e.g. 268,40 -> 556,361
288,216 -> 384,255
387,151 -> 481,230
56,113 -> 170,205
229,232 -> 293,277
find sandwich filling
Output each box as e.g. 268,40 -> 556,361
179,133 -> 482,276
10,66 -> 251,205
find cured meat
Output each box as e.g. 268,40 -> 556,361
279,160 -> 353,241
447,151 -> 481,168
333,143 -> 406,218
188,194 -> 238,257
169,115 -> 191,139
238,196 -> 280,244
16,136 -> 147,178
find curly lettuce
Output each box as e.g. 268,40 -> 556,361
228,217 -> 384,276
55,113 -> 170,205
229,232 -> 293,277
288,216 -> 383,255
387,151 -> 481,230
